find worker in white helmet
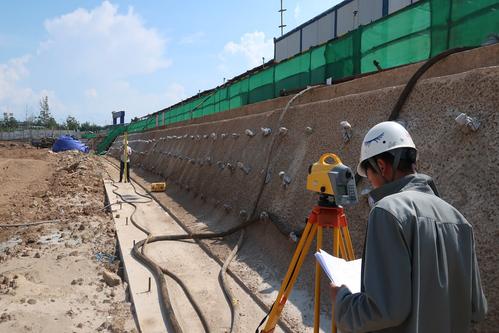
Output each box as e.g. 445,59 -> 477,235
330,121 -> 487,332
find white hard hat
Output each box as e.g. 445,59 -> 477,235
357,121 -> 416,177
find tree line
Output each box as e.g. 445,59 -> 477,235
0,96 -> 106,132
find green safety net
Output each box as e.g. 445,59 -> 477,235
97,0 -> 498,154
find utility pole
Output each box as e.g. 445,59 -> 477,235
278,0 -> 286,36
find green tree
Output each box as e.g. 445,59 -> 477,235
79,121 -> 104,132
65,115 -> 79,130
0,115 -> 18,130
37,96 -> 59,129
38,96 -> 51,127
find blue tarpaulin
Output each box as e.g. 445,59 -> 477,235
52,135 -> 89,153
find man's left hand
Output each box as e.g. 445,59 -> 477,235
330,282 -> 342,301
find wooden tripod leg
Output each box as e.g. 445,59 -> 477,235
314,226 -> 323,333
332,228 -> 339,333
262,223 -> 318,332
341,226 -> 355,260
338,233 -> 348,260
332,227 -> 340,257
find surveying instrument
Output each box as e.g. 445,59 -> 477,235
260,153 -> 358,333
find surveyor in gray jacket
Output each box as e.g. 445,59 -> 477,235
330,121 -> 487,333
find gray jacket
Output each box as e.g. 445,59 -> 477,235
335,174 -> 487,333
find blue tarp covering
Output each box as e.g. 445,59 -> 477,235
52,135 -> 89,153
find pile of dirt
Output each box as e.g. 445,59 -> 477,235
0,142 -> 136,333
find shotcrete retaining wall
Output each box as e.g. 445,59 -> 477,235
109,46 -> 499,331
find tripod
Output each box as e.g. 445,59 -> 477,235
261,195 -> 355,333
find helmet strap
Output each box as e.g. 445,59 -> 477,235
391,149 -> 403,181
367,158 -> 381,175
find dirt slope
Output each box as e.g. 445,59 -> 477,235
0,142 -> 136,333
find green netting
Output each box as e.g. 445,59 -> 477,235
275,51 -> 311,95
97,125 -> 125,154
325,32 -> 358,79
97,0 -> 497,150
361,0 -> 431,72
229,79 -> 249,108
449,1 -> 499,48
81,133 -> 96,139
248,68 -> 274,103
310,45 -> 327,84
431,0 -> 499,55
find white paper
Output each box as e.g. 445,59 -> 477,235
314,249 -> 362,293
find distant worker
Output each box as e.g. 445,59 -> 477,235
119,144 -> 132,182
330,121 -> 487,332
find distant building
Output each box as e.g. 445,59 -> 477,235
274,0 -> 420,62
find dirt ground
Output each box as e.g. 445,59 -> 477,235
0,142 -> 137,333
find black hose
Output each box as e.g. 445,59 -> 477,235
103,157 -> 255,333
104,170 -> 188,333
388,46 -> 475,121
354,46 -> 476,186
0,219 -> 60,228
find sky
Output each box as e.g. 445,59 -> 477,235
0,0 -> 342,125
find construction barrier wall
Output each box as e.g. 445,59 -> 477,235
97,0 -> 498,154
107,45 -> 499,330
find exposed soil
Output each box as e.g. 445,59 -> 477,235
0,142 -> 137,333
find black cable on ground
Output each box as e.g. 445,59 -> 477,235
103,158 -> 251,333
220,230 -> 245,333
0,219 -> 60,228
102,164 -> 191,333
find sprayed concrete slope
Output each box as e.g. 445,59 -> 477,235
109,45 -> 499,331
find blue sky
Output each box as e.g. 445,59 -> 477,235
0,1 -> 342,125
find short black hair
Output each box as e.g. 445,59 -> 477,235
361,148 -> 417,174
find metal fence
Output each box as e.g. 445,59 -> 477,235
0,129 -> 80,141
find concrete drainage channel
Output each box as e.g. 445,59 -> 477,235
102,158 -> 290,333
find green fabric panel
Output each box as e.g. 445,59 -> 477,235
430,0 -> 451,56
249,68 -> 274,89
274,52 -> 310,81
249,68 -> 274,103
449,1 -> 499,48
228,78 -> 249,108
249,84 -> 275,104
97,125 -> 126,154
274,52 -> 311,94
219,99 -> 230,112
214,88 -> 228,113
451,0 -> 498,20
310,45 -> 326,84
362,0 -> 430,71
361,32 -> 430,72
325,33 -> 355,79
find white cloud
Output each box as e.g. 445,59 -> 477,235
0,55 -> 67,120
40,1 -> 171,78
0,1 -> 176,124
222,31 -> 274,68
165,83 -> 186,104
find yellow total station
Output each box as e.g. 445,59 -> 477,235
306,153 -> 357,206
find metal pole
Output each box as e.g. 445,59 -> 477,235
279,0 -> 287,36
